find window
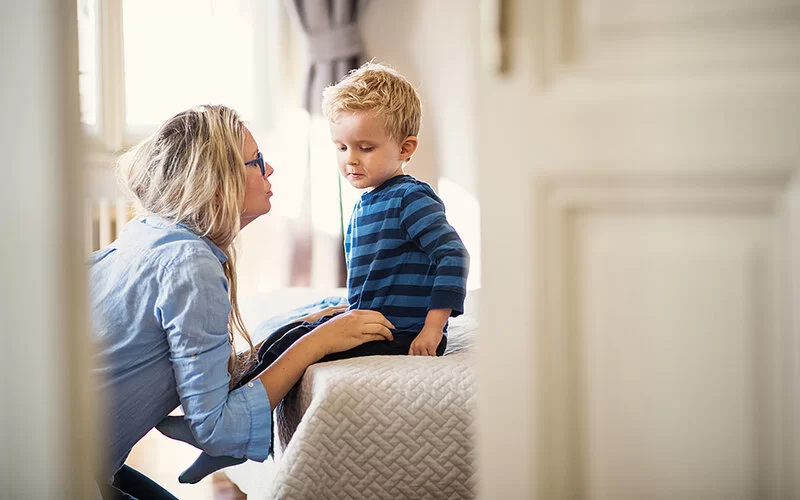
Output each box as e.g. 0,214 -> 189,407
76,0 -> 344,294
77,0 -> 99,129
123,0 -> 257,133
77,0 -> 261,152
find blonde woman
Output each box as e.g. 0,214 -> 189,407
89,105 -> 394,499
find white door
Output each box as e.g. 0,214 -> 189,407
1,1 -> 97,498
475,1 -> 800,499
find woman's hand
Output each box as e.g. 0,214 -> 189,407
256,309 -> 394,408
309,309 -> 395,356
296,304 -> 349,324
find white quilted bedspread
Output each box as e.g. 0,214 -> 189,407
230,290 -> 478,500
270,352 -> 476,499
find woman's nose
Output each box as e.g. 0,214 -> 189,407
265,162 -> 274,177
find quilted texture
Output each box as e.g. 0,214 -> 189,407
270,352 -> 477,499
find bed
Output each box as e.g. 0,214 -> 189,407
227,288 -> 478,499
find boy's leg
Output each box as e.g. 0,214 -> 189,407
111,465 -> 178,500
257,320 -> 305,357
436,334 -> 448,356
245,317 -> 333,378
155,416 -> 248,484
320,332 -> 448,362
232,320 -> 307,390
155,415 -> 196,445
178,455 -> 247,484
164,316 -> 340,485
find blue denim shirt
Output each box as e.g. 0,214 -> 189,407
89,216 -> 272,481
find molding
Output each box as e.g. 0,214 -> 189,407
98,0 -> 125,152
786,172 -> 800,497
479,0 -> 509,75
584,3 -> 800,41
538,169 -> 792,214
531,0 -> 580,87
529,0 -> 800,88
530,167 -> 799,499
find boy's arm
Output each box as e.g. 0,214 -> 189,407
409,307 -> 452,356
400,186 -> 469,356
399,186 -> 470,316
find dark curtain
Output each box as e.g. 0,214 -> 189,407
284,0 -> 368,114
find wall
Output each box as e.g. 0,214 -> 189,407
0,1 -> 96,497
361,0 -> 479,197
361,0 -> 482,288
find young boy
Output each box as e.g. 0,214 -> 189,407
159,62 -> 469,483
322,62 -> 470,356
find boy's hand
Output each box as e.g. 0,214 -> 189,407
409,325 -> 443,356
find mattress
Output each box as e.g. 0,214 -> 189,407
230,289 -> 478,499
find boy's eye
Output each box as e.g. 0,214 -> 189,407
337,145 -> 347,152
360,146 -> 374,152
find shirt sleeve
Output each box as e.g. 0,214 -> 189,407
399,185 -> 470,316
344,207 -> 354,268
155,248 -> 272,461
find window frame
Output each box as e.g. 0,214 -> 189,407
83,0 -> 278,161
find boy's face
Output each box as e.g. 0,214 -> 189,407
329,111 -> 417,190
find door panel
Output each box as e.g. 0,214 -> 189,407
529,173 -> 796,499
476,0 -> 799,498
577,213 -> 770,500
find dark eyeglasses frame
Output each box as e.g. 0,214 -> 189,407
245,151 -> 265,177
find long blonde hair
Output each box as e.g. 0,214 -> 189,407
117,104 -> 256,383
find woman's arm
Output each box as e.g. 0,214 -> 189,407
160,249 -> 274,459
257,309 -> 394,408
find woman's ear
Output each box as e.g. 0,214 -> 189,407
399,136 -> 418,161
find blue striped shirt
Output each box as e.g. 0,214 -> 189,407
345,175 -> 469,334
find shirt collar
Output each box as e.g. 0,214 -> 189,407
363,174 -> 411,199
139,215 -> 229,264
201,236 -> 228,264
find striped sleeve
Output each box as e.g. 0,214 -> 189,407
399,186 -> 470,316
343,209 -> 354,268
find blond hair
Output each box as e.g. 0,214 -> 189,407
117,104 -> 256,384
321,62 -> 421,144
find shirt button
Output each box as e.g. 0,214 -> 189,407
191,354 -> 197,359
248,382 -> 254,388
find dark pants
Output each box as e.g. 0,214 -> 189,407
98,465 -> 178,500
235,314 -> 447,389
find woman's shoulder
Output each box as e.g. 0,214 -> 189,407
108,217 -> 227,273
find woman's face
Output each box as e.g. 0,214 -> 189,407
240,127 -> 273,228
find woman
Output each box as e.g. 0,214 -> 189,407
89,105 -> 394,499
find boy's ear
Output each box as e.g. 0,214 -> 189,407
399,136 -> 418,161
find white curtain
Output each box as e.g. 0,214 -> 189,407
236,0 -> 363,295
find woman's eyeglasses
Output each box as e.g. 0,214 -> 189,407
245,152 -> 265,177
